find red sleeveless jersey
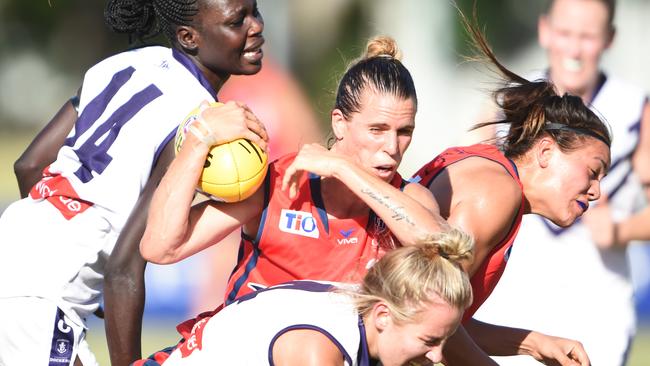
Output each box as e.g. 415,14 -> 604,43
413,144 -> 524,321
224,153 -> 405,304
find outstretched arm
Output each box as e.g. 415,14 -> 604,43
462,318 -> 590,366
14,95 -> 79,197
281,143 -> 448,246
104,140 -> 175,366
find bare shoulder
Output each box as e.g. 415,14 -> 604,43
403,180 -> 440,213
452,156 -> 520,195
272,329 -> 344,366
447,156 -> 522,223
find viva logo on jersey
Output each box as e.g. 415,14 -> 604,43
279,209 -> 319,238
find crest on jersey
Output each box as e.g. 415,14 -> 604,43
55,339 -> 70,355
279,209 -> 319,238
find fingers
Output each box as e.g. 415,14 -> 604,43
197,101 -> 269,148
282,163 -> 303,199
567,346 -> 590,366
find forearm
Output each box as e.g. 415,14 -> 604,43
442,324 -> 498,365
463,318 -> 537,357
333,160 -> 446,245
617,206 -> 650,244
104,262 -> 145,366
15,99 -> 78,197
141,134 -> 210,262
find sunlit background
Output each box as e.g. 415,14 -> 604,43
1,0 -> 649,364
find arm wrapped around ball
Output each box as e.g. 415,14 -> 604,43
141,101 -> 269,264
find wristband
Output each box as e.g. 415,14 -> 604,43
188,104 -> 217,146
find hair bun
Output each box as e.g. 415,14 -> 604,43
364,35 -> 402,61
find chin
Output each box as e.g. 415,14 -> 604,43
240,64 -> 263,75
549,215 -> 577,228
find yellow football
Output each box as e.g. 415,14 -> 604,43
174,102 -> 268,202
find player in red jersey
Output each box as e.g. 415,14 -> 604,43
142,34 -> 445,293
411,8 -> 612,366
135,35 -> 447,364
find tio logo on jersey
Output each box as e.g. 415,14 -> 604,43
279,209 -> 319,238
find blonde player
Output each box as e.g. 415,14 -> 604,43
145,229 -> 473,366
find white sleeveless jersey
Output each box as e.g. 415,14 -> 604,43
47,45 -> 215,231
475,73 -> 647,366
163,281 -> 370,366
0,46 -> 217,325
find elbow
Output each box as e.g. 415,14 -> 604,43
14,157 -> 40,181
139,234 -> 178,265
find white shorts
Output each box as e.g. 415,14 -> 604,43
0,297 -> 98,366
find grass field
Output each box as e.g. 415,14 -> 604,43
85,319 -> 650,365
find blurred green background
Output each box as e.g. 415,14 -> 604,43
1,0 -> 650,365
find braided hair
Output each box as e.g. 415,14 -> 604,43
104,0 -> 199,45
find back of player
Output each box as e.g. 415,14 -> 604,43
0,45 -> 216,365
161,281 -> 365,365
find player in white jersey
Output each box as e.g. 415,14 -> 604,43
141,229 -> 474,366
0,1 -> 267,365
473,1 -> 650,365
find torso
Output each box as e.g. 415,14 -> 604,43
225,153 -> 405,303
413,144 -> 525,320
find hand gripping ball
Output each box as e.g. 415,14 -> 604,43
174,102 -> 268,202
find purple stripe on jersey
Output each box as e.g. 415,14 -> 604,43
48,308 -> 75,365
172,49 -> 218,99
309,173 -> 330,234
226,242 -> 262,304
66,66 -> 135,147
589,73 -> 607,104
357,316 -> 371,366
253,168 -> 272,243
74,84 -> 163,183
226,171 -> 272,304
268,325 -> 353,366
233,280 -> 336,305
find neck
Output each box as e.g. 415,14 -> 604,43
509,156 -> 533,215
362,313 -> 379,361
189,54 -> 230,92
550,70 -> 601,104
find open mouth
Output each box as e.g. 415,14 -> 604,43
243,38 -> 265,63
562,58 -> 582,72
576,200 -> 588,212
373,166 -> 395,179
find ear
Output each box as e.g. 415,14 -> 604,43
371,302 -> 392,332
176,25 -> 200,53
538,15 -> 551,49
331,108 -> 348,141
535,136 -> 556,169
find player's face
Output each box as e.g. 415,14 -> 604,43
334,90 -> 416,183
194,0 -> 264,76
539,0 -> 613,97
536,137 -> 610,227
375,298 -> 461,366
